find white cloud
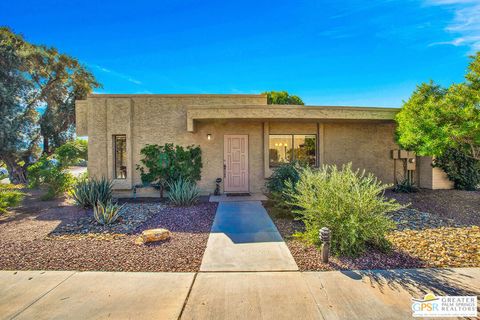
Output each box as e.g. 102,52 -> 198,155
426,0 -> 480,53
127,77 -> 142,85
97,66 -> 111,73
88,63 -> 143,85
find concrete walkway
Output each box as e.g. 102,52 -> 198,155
200,201 -> 298,271
1,268 -> 478,320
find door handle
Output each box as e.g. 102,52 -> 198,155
223,162 -> 226,178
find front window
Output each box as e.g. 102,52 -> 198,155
114,135 -> 127,179
269,134 -> 317,167
293,134 -> 317,166
269,135 -> 293,166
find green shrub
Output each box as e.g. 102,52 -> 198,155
54,139 -> 88,167
93,201 -> 124,225
27,157 -> 75,200
70,176 -> 113,208
0,184 -> 25,213
167,178 -> 200,206
136,143 -> 202,198
394,176 -> 419,193
266,162 -> 304,194
433,148 -> 480,191
265,162 -> 304,218
285,164 -> 403,257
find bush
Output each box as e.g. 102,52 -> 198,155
70,176 -> 113,208
167,178 -> 200,206
265,162 -> 304,218
54,139 -> 88,167
93,201 -> 124,225
394,176 -> 419,193
27,157 -> 75,200
136,143 -> 202,198
266,162 -> 304,194
285,164 -> 403,257
433,148 -> 480,191
0,184 -> 25,213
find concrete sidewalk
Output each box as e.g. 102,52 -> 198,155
0,271 -> 194,320
182,268 -> 480,320
1,268 -> 478,320
200,201 -> 298,271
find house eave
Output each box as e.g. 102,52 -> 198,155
186,105 -> 399,132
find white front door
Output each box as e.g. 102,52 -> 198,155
224,135 -> 249,193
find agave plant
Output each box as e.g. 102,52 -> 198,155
167,178 -> 200,206
394,175 -> 419,193
71,177 -> 113,208
93,201 -> 124,225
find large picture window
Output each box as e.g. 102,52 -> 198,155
269,134 -> 317,167
114,135 -> 127,179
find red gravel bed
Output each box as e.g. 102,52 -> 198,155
0,194 -> 217,272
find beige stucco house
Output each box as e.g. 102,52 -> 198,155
75,94 -> 452,196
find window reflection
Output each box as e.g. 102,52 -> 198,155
269,134 -> 317,167
114,135 -> 127,179
269,135 -> 292,166
294,135 -> 316,166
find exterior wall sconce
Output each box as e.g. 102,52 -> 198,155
207,134 -> 212,141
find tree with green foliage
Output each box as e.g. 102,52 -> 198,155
396,53 -> 480,160
27,156 -> 75,200
0,27 -> 100,183
396,53 -> 480,189
432,148 -> 480,190
262,91 -> 304,105
136,144 -> 202,198
33,46 -> 100,155
54,139 -> 88,166
0,27 -> 39,184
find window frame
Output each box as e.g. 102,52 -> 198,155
113,135 -> 127,180
268,134 -> 318,168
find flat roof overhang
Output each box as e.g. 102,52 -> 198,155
186,104 -> 399,132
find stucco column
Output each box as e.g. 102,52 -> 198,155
263,122 -> 271,178
318,123 -> 325,166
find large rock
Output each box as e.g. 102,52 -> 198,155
135,228 -> 171,245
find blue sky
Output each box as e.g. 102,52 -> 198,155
1,0 -> 479,107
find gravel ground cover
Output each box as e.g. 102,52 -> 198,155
387,226 -> 480,268
385,189 -> 480,226
0,191 -> 217,272
49,203 -> 166,236
269,191 -> 480,271
387,208 -> 464,231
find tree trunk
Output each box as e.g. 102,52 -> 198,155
43,136 -> 50,155
3,159 -> 28,184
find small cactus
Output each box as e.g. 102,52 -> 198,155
93,201 -> 124,225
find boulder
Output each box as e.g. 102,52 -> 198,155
135,228 -> 171,245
